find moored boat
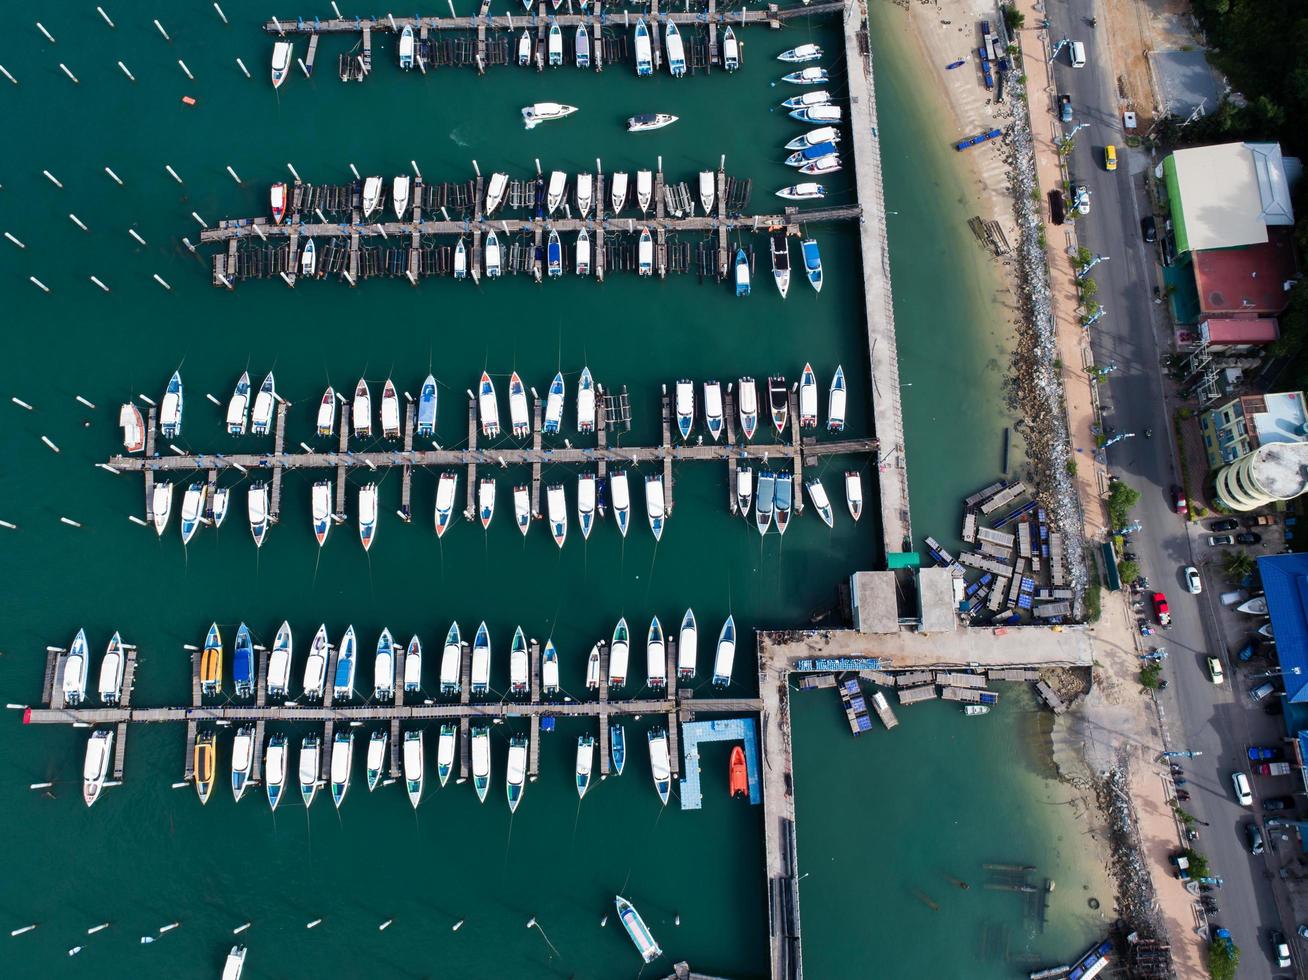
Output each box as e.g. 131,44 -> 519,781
576,735 -> 595,798
785,126 -> 841,151
362,176 -> 383,219
778,43 -> 823,63
790,104 -> 842,124
380,378 -> 400,438
454,237 -> 468,279
270,183 -> 287,224
775,472 -> 794,535
223,946 -> 247,980
509,626 -> 529,695
392,176 -> 411,219
611,470 -> 631,538
439,622 -> 461,694
828,365 -> 846,432
312,479 -> 332,547
730,745 -> 748,798
358,482 -> 378,551
233,623 -> 254,699
782,67 -> 829,84
665,20 -> 686,76
299,733 -> 321,808
316,386 -> 336,437
119,402 -> 145,453
434,470 -> 457,538
547,483 -> 568,548
479,371 -> 500,437
577,366 -> 596,431
268,620 -> 293,698
799,154 -> 842,176
300,237 -> 316,276
160,371 -> 183,439
723,26 -> 740,71
211,487 -> 229,528
271,40 -> 293,88
638,227 -> 654,275
546,170 -> 567,214
801,238 -> 823,292
543,640 -> 560,694
677,609 -> 698,680
471,725 -> 491,802
416,375 -> 437,437
636,170 -> 653,212
265,733 -> 288,810
785,140 -> 839,168
739,377 -> 759,440
713,616 -> 736,687
352,378 -> 372,437
781,89 -> 832,110
576,172 -> 593,216
675,379 -> 695,440
506,735 -> 528,812
799,363 -> 818,428
98,632 -> 125,704
806,477 -> 835,528
373,628 -> 396,700
612,723 -> 627,775
736,466 -> 754,517
610,618 -> 630,687
648,728 -> 671,805
226,371 -> 250,435
586,644 -> 601,689
628,113 -> 678,133
200,623 -> 222,697
403,729 -> 424,808
517,28 -> 531,66
366,729 -> 387,792
699,170 -> 715,214
845,471 -> 864,521
578,472 -> 597,539
576,24 -> 590,67
485,172 -> 509,215
547,23 -> 563,66
248,482 -> 270,548
634,19 -> 653,76
646,616 -> 667,689
508,372 -> 529,438
611,171 -> 629,213
333,625 -> 357,701
83,728 -> 112,807
576,228 -> 592,276
644,473 -> 666,541
514,484 -> 531,535
330,730 -> 354,808
735,247 -> 751,296
777,182 -> 827,201
771,235 -> 791,298
544,372 -> 565,433
398,25 -> 415,70
768,376 -> 789,433
437,722 -> 456,787
471,621 -> 491,694
302,624 -> 329,699
704,381 -> 724,441
180,482 -> 204,544
1237,596 -> 1269,615
194,730 -> 216,805
755,471 -> 775,535
478,476 -> 496,529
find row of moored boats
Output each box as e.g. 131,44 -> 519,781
774,44 -> 845,203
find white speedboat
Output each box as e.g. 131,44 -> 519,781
248,482 -> 270,549
785,141 -> 839,168
790,104 -> 842,124
578,472 -> 596,540
736,466 -> 754,517
271,40 -> 293,88
611,470 -> 631,537
352,378 -> 372,437
98,632 -> 125,703
392,175 -> 411,219
771,235 -> 792,298
523,102 -> 577,129
265,733 -> 287,811
514,484 -> 531,536
699,170 -> 715,214
268,621 -> 293,698
299,734 -> 321,809
611,172 -> 629,213
231,726 -> 254,802
373,628 -> 396,700
333,625 -> 358,701
845,471 -> 864,521
362,176 -> 383,219
300,237 -> 316,276
547,483 -> 568,548
316,386 -> 336,437
703,381 -> 724,441
609,618 -> 630,687
471,725 -> 491,803
546,170 -> 567,214
807,477 -> 835,528
665,21 -> 686,77
777,182 -> 827,201
544,371 -> 565,433
675,379 -> 695,441
576,228 -> 592,276
634,18 -> 653,77
576,735 -> 595,799
417,374 -> 437,437
738,377 -> 759,440
723,27 -> 740,71
434,471 -> 457,538
676,610 -> 698,680
479,371 -> 500,437
828,365 -> 846,432
358,482 -> 378,551
799,154 -> 842,176
151,481 -> 174,537
781,90 -> 832,110
437,723 -> 456,787
471,621 -> 491,694
403,730 -> 424,809
785,126 -> 842,151
577,367 -> 596,431
226,371 -> 250,435
485,172 -> 509,216
311,480 -> 332,547
270,182 -> 287,224
644,473 -> 666,541
712,616 -> 736,687
782,67 -> 829,85
799,363 -> 818,428
330,731 -> 354,809
179,483 -> 204,545
160,371 -> 183,439
636,170 -> 652,213
576,172 -> 593,216
547,23 -> 563,66
302,624 -> 329,700
398,25 -> 415,70
508,372 -> 530,438
485,229 -> 502,277
211,487 -> 229,528
366,729 -> 387,792
478,476 -> 496,529
517,28 -> 531,66
119,402 -> 145,453
648,728 -> 671,805
543,641 -> 560,694
509,627 -> 529,695
586,644 -> 601,689
251,372 -> 276,435
778,44 -> 823,63
380,378 -> 400,439
439,622 -> 461,694
646,616 -> 667,690
638,227 -> 654,276
83,729 -> 113,807
576,23 -> 590,68
628,113 -> 678,132
453,237 -> 467,280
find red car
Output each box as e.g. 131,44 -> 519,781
1152,592 -> 1172,627
1172,486 -> 1188,516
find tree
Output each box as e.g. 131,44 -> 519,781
1106,482 -> 1141,529
1003,5 -> 1025,32
1223,550 -> 1255,583
1182,848 -> 1211,879
1118,560 -> 1140,583
1208,935 -> 1239,980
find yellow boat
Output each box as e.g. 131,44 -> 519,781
194,731 -> 216,805
200,622 -> 223,696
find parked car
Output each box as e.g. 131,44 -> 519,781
1248,746 -> 1285,761
1251,682 -> 1277,703
1209,534 -> 1236,546
1246,514 -> 1277,527
1255,761 -> 1292,775
1232,771 -> 1254,806
1142,215 -> 1157,243
1211,518 -> 1240,532
1262,795 -> 1295,812
1075,185 -> 1091,215
1059,94 -> 1073,122
1273,930 -> 1291,968
1208,657 -> 1225,684
1104,144 -> 1118,171
1236,532 -> 1262,545
1185,566 -> 1202,594
1152,592 -> 1171,627
1247,821 -> 1265,854
1172,485 -> 1188,515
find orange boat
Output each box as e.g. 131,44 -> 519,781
729,745 -> 748,799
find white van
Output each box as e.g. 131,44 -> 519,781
1070,41 -> 1087,68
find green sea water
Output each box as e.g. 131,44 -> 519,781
0,3 -> 1098,977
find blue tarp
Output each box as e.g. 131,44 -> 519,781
1258,554 -> 1308,702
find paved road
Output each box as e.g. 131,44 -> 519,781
1047,2 -> 1286,972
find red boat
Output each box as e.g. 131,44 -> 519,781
270,182 -> 287,225
729,746 -> 748,799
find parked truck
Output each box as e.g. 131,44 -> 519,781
1254,761 -> 1293,777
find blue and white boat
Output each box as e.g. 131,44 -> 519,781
647,728 -> 671,805
358,482 -> 378,551
576,24 -> 590,68
471,725 -> 491,803
251,372 -> 276,435
547,230 -> 562,277
299,733 -> 321,809
735,248 -> 751,296
434,471 -> 457,538
644,473 -> 666,541
616,895 -> 663,964
712,616 -> 736,687
231,725 -> 254,801
789,104 -> 842,124
506,735 -> 528,812
828,365 -> 846,432
248,482 -> 270,548
610,618 -> 630,687
646,616 -> 667,689
437,722 -> 456,787
226,372 -> 250,435
704,381 -> 723,441
479,477 -> 496,529
333,625 -> 357,700
677,609 -> 698,680
547,483 -> 568,548
778,43 -> 823,63
782,67 -> 828,85
547,23 -> 563,67
802,238 -> 824,292
638,227 -> 653,275
775,472 -> 794,536
454,237 -> 468,279
510,626 -> 529,695
611,470 -> 631,538
417,374 -> 437,437
439,622 -> 461,694
233,623 -> 254,699
665,21 -> 686,77
544,372 -> 565,433
781,90 -> 831,110
578,472 -> 596,540
675,380 -> 694,440
373,628 -> 396,700
806,477 -> 835,528
366,729 -> 387,792
265,733 -> 288,811
576,735 -> 595,798
634,19 -> 653,76
543,640 -> 560,694
403,730 -> 424,809
471,621 -> 491,694
509,372 -> 529,438
330,731 -> 354,809
480,371 -> 501,437
578,367 -> 596,432
302,624 -> 328,699
785,141 -> 839,167
180,482 -> 204,544
738,377 -> 759,440
398,25 -> 415,70
160,371 -> 183,438
755,471 -> 776,535
785,126 -> 842,151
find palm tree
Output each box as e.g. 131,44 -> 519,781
1223,550 -> 1255,583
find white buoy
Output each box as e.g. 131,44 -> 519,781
191,211 -> 207,227
60,518 -> 82,528
213,3 -> 228,24
29,781 -> 53,789
305,919 -> 322,929
42,436 -> 61,453
165,164 -> 182,184
226,165 -> 241,184
6,703 -> 27,709
139,936 -> 154,944
36,22 -> 56,43
137,394 -> 156,406
4,232 -> 25,248
378,919 -> 393,931
127,513 -> 146,525
287,162 -> 300,181
452,919 -> 464,931
298,57 -> 309,78
75,395 -> 96,409
272,16 -> 285,35
87,924 -> 110,935
387,13 -> 398,31
349,163 -> 361,180
68,946 -> 83,957
170,781 -> 187,789
279,271 -> 294,287
252,223 -> 266,241
178,59 -> 193,80
232,923 -> 250,935
233,462 -> 248,474
0,520 -> 18,530
168,443 -> 184,455
0,65 -> 16,85
96,463 -> 120,474
30,277 -> 50,293
69,213 -> 88,231
299,441 -> 312,452
158,923 -> 179,935
206,393 -> 221,406
129,229 -> 147,245
153,274 -> 172,290
118,61 -> 135,81
154,19 -> 170,41
236,57 -> 251,78
105,167 -> 123,185
59,64 -> 79,83
43,169 -> 63,188
11,925 -> 37,937
97,7 -> 115,28
411,159 -> 422,178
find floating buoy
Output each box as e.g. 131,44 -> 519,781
59,63 -> 79,84
451,919 -> 464,931
4,232 -> 25,248
206,393 -> 222,406
128,229 -> 147,246
68,946 -> 82,957
90,276 -> 110,292
0,65 -> 17,85
137,394 -> 156,406
87,923 -> 110,935
191,212 -> 207,228
118,61 -> 135,81
213,3 -> 228,24
11,397 -> 33,410
153,274 -> 172,290
182,96 -> 196,106
36,23 -> 56,43
29,781 -> 53,790
41,436 -> 60,453
378,919 -> 392,931
232,923 -> 250,935
287,162 -> 300,181
178,60 -> 193,80
96,7 -> 115,28
104,167 -> 123,185
11,925 -> 37,937
153,19 -> 170,41
60,517 -> 83,528
158,922 -> 179,934
305,918 -> 322,930
168,444 -> 184,455
165,165 -> 183,184
30,277 -> 49,293
75,395 -> 95,409
139,936 -> 154,944
69,213 -> 88,231
42,170 -> 62,188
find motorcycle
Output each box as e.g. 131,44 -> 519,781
1176,790 -> 1191,801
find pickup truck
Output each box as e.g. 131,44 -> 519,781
1058,94 -> 1073,123
1245,514 -> 1276,527
1254,761 -> 1293,776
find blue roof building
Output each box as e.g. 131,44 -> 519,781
1259,553 -> 1308,705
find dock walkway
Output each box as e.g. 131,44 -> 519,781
677,716 -> 761,810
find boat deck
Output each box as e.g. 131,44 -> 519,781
677,717 -> 761,810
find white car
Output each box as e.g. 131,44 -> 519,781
1231,771 -> 1253,806
1207,657 -> 1224,685
1184,566 -> 1202,594
1075,185 -> 1091,215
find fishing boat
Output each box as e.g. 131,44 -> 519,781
704,381 -> 724,441
628,113 -> 678,132
152,481 -> 174,536
398,25 -> 415,70
636,170 -> 653,212
61,628 -> 89,706
577,367 -> 596,432
783,66 -> 829,84
299,733 -> 321,808
316,387 -> 336,437
479,371 -> 501,437
611,470 -> 631,537
437,723 -> 456,787
366,729 -> 387,792
729,745 -> 748,798
577,472 -> 597,540
771,235 -> 791,298
373,628 -> 396,700
779,43 -> 823,63
454,237 -> 468,279
665,21 -> 686,76
433,470 -> 457,538
514,484 -> 531,536
785,126 -> 841,151
755,471 -> 775,535
268,621 -> 293,698
781,89 -> 831,110
634,18 -> 653,76
233,623 -> 254,699
790,104 -> 842,124
777,180 -> 830,199
248,482 -> 270,548
648,728 -> 671,805
517,29 -> 531,66
645,473 -> 666,540
303,624 -> 329,699
737,377 -> 759,439
98,632 -> 125,703
827,365 -> 847,432
736,466 -> 754,517
330,730 -> 353,808
845,471 -> 864,521
638,227 -> 654,275
200,623 -> 222,697
506,735 -> 528,812
308,480 -> 332,547
362,176 -> 383,219
507,372 -> 529,438
546,483 -> 568,548
352,378 -> 372,437
723,26 -> 740,71
271,40 -> 293,88
413,374 -> 437,438
392,174 -> 411,219
575,172 -> 593,216
509,627 -> 530,695
576,24 -> 590,67
576,735 -> 595,798
333,625 -> 357,701
799,154 -> 841,176
1237,596 -> 1269,615
380,378 -> 400,438
806,478 -> 835,528
775,473 -> 794,535
471,725 -> 491,802
785,141 -> 839,167
611,172 -> 629,212
265,733 -> 287,811
471,622 -> 491,694
179,483 -> 204,544
270,182 -> 287,224
768,376 -> 789,433
647,616 -> 667,689
964,704 -> 991,716
358,482 -> 378,551
585,644 -> 601,689
119,403 -> 145,453
82,729 -> 112,807
610,618 -> 630,687
544,372 -> 565,432
475,476 -> 495,530
947,59 -> 967,70
485,228 -> 502,277
194,731 -> 216,805
160,371 -> 183,438
403,729 -> 423,808
675,379 -> 695,440
438,622 -> 461,694
250,372 -> 276,435
300,237 -> 316,276
547,23 -> 563,66
546,170 -> 567,214
226,372 -> 250,435
713,616 -> 736,687
612,724 -> 627,775
211,487 -> 229,528
485,172 -> 509,215
541,640 -> 560,695
734,247 -> 752,296
799,363 -> 818,428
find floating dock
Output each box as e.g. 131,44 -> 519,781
677,717 -> 761,810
